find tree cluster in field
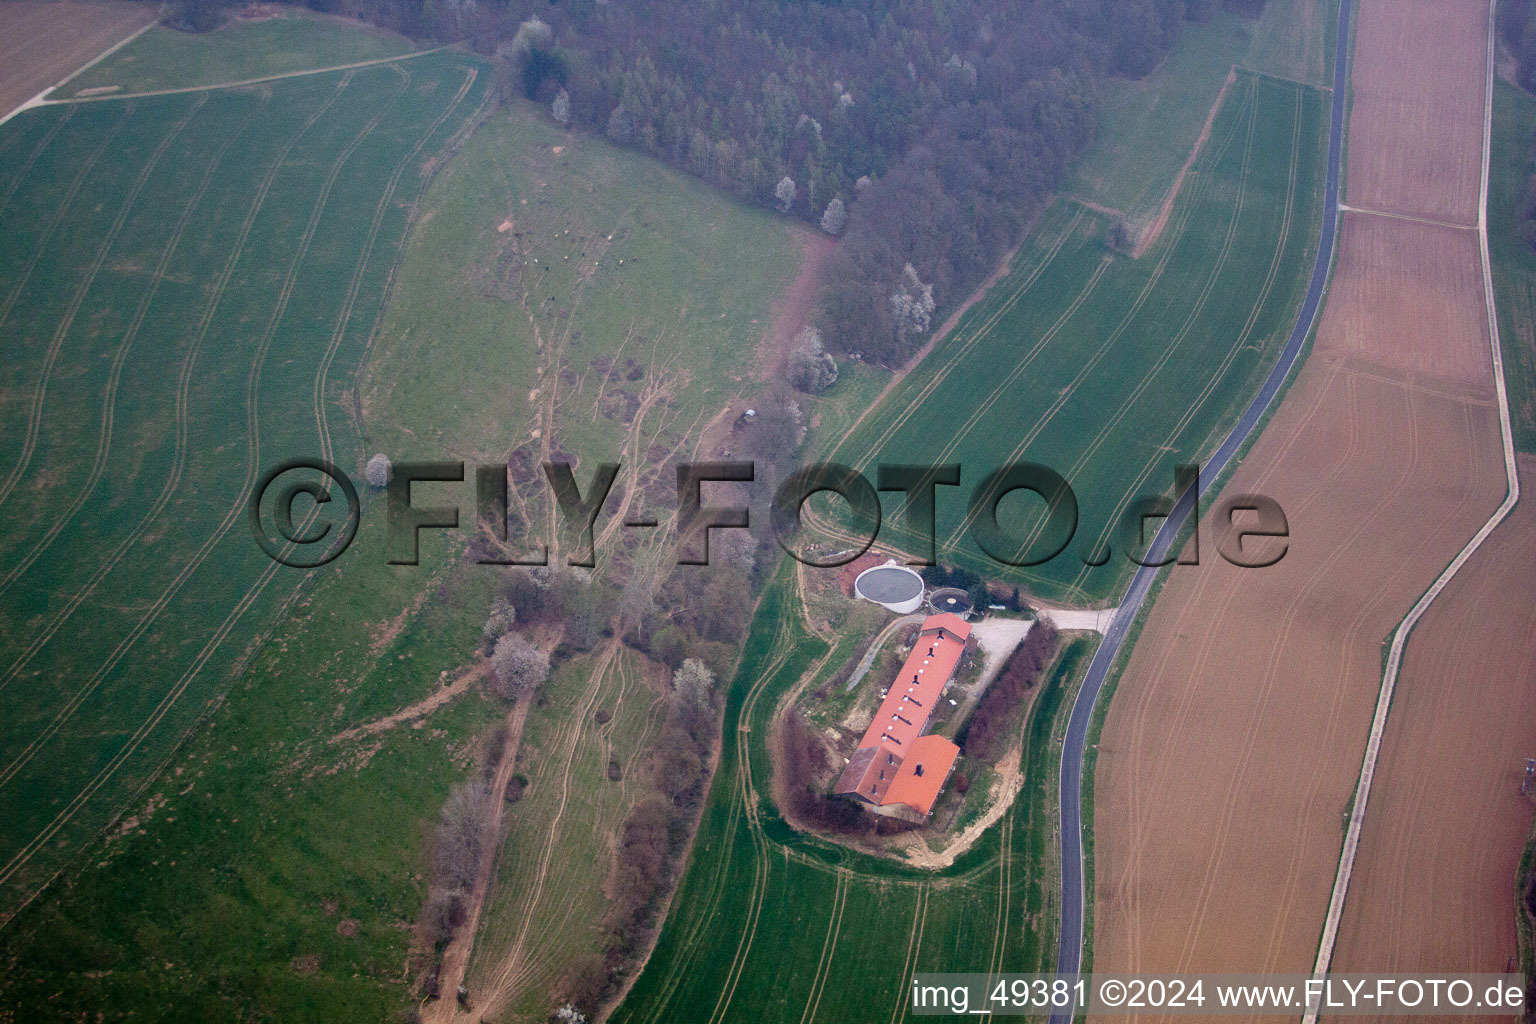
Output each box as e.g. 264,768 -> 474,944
260,0 -> 1224,367
959,618 -> 1059,762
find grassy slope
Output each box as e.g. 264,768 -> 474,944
0,51 -> 493,1021
358,101 -> 803,1019
823,73 -> 1325,605
1068,0 -> 1336,222
66,10 -> 416,96
611,567 -> 1096,1024
0,51 -> 804,1019
1489,79 -> 1536,453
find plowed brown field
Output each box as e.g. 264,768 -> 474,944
1345,0 -> 1487,225
1331,457 -> 1536,980
0,2 -> 156,119
1092,0 -> 1509,1003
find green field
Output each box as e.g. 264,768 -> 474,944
611,565 -> 1097,1024
819,72 -> 1326,605
1488,79 -> 1536,454
1067,0 -> 1336,223
0,20 -> 808,1015
67,10 -> 417,97
0,49 -> 497,1017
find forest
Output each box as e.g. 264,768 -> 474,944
176,0 -> 1242,365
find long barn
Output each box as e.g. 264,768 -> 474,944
833,613 -> 967,817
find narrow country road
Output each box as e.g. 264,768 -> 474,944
1047,0 -> 1355,1012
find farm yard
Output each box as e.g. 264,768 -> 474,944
818,71 -> 1326,606
1092,0 -> 1518,992
610,570 -> 1098,1024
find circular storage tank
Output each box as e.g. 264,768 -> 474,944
853,564 -> 925,614
927,587 -> 974,617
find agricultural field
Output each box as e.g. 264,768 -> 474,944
1092,0 -> 1510,987
1066,0 -> 1337,226
611,567 -> 1098,1024
66,7 -> 417,97
0,1 -> 157,117
819,71 -> 1326,606
0,45 -> 497,1018
1488,78 -> 1536,452
1331,457 -> 1536,977
0,11 -> 806,1017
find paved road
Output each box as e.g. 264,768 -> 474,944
1048,0 -> 1355,1013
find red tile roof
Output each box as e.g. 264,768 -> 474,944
883,734 -> 960,815
857,615 -> 968,751
834,614 -> 969,816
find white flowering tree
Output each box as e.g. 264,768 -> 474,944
787,326 -> 838,393
552,87 -> 570,126
820,197 -> 847,235
490,633 -> 550,699
672,658 -> 715,707
889,263 -> 936,339
774,175 -> 797,213
364,453 -> 391,489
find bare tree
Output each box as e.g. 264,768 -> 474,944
364,453 -> 392,489
434,780 -> 493,893
490,633 -> 551,699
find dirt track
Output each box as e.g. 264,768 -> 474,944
1092,0 -> 1507,1001
1331,457 -> 1536,980
0,3 -> 157,120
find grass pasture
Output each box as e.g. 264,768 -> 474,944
611,569 -> 1097,1024
360,102 -> 803,1020
819,72 -> 1327,605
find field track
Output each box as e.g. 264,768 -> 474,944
1315,0 -> 1528,998
0,2 -> 158,123
0,52 -> 488,923
1329,460 -> 1536,979
1089,0 -> 1521,1010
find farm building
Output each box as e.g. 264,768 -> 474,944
832,613 -> 968,817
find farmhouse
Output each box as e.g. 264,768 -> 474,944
833,613 -> 967,817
